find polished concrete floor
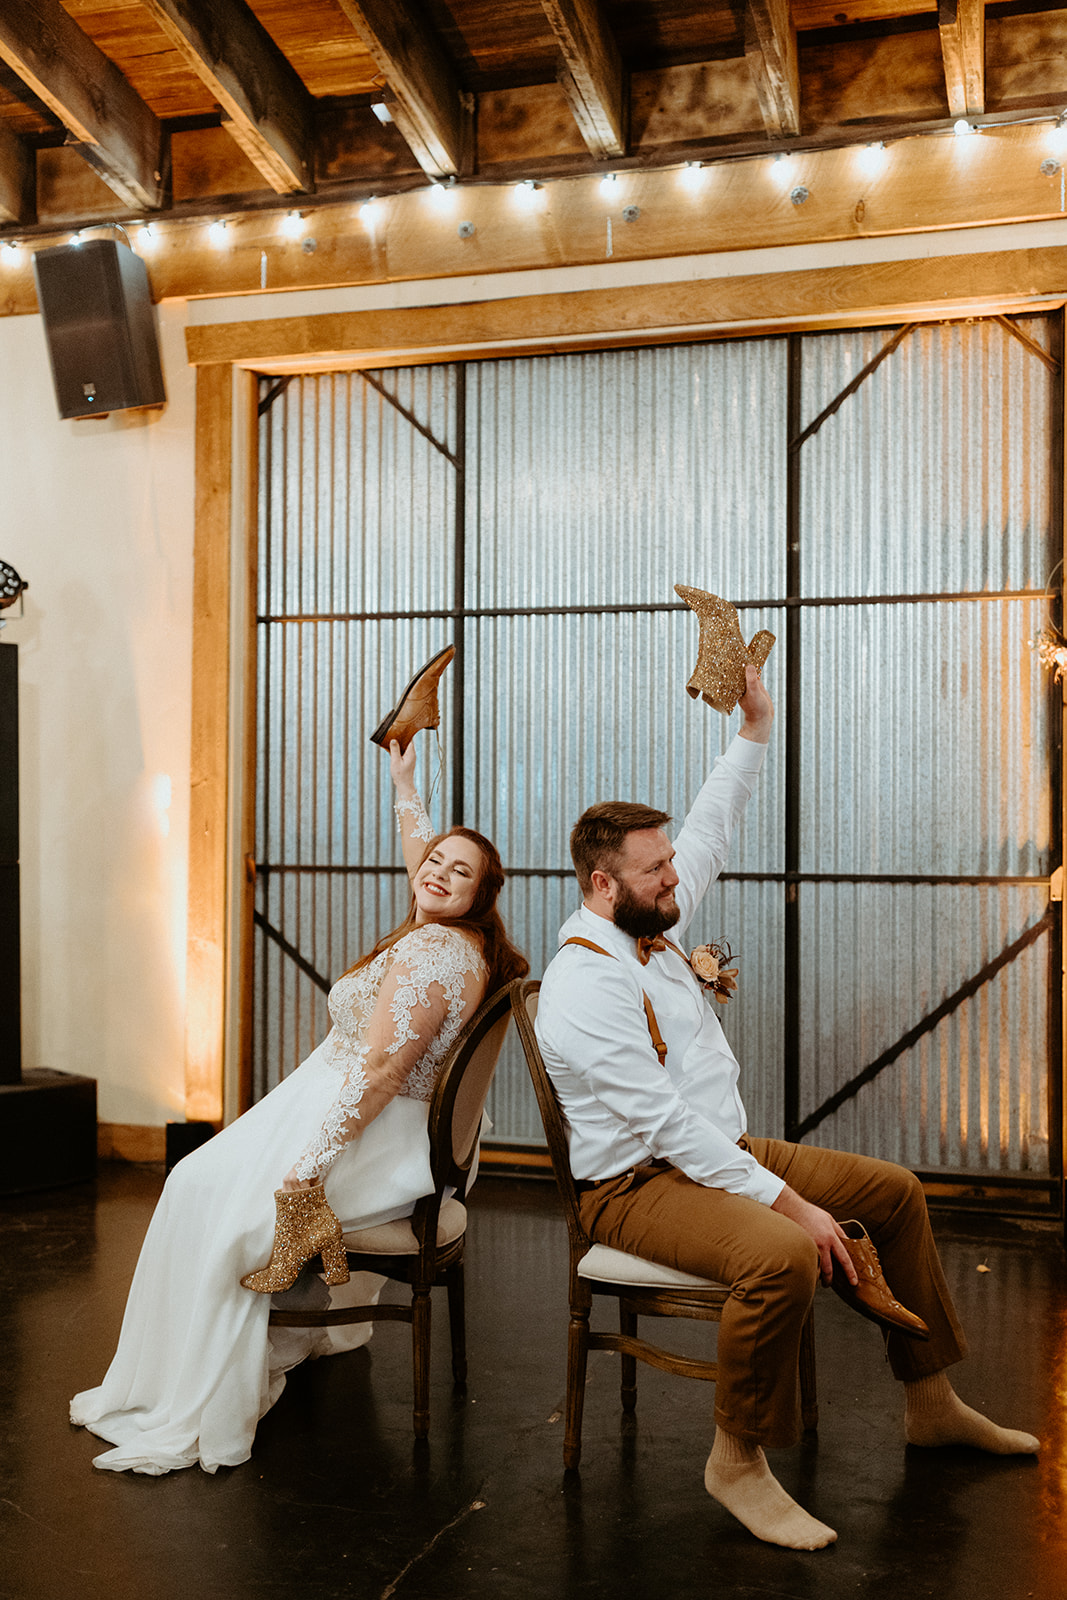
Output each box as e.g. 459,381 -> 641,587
1,1165 -> 1065,1600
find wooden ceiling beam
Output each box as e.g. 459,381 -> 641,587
333,0 -> 473,179
744,0 -> 801,138
2,121 -> 1063,319
0,123 -> 34,226
138,0 -> 313,195
540,0 -> 627,160
939,0 -> 986,117
0,0 -> 165,211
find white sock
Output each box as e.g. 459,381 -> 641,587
704,1430 -> 837,1550
904,1373 -> 1039,1454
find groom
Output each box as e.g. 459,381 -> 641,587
534,665 -> 1038,1549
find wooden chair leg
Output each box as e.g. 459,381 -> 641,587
564,1304 -> 590,1470
799,1304 -> 819,1432
447,1261 -> 467,1389
412,1286 -> 432,1439
619,1304 -> 638,1413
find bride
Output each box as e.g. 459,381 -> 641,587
71,734 -> 528,1475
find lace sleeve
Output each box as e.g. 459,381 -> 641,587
395,794 -> 435,842
292,926 -> 487,1184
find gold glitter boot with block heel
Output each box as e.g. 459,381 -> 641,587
675,585 -> 776,714
240,1186 -> 350,1294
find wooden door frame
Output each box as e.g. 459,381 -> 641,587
183,247 -> 1067,1226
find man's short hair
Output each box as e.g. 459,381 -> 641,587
570,800 -> 672,895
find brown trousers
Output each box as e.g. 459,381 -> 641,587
578,1137 -> 967,1449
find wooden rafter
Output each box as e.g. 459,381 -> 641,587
138,0 -> 313,195
540,0 -> 626,160
0,121 -> 34,227
744,0 -> 801,139
0,0 -> 165,211
938,0 -> 986,118
333,0 -> 473,178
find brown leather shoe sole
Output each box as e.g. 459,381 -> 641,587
369,644 -> 455,753
830,1219 -> 930,1339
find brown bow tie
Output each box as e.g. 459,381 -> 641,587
636,935 -> 668,965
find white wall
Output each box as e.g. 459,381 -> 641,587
1,300 -> 195,1125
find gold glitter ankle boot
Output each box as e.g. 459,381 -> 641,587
675,585 -> 776,714
240,1186 -> 350,1294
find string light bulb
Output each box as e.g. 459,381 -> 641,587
280,210 -> 305,238
599,172 -> 618,194
953,118 -> 975,137
771,152 -> 794,184
428,179 -> 456,207
1048,111 -> 1067,153
513,177 -> 544,207
858,140 -> 887,176
360,196 -> 380,222
208,218 -> 228,245
1,240 -> 21,263
137,223 -> 157,250
370,102 -> 393,124
680,160 -> 706,190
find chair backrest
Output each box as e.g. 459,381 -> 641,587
427,978 -> 522,1199
510,981 -> 592,1261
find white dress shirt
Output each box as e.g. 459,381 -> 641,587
535,734 -> 784,1206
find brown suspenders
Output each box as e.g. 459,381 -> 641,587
561,936 -> 675,1067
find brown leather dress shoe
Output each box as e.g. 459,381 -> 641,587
369,644 -> 455,753
831,1219 -> 930,1339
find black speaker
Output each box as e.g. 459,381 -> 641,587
0,643 -> 19,1084
32,238 -> 166,420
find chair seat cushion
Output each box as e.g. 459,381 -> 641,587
342,1198 -> 467,1255
578,1242 -> 726,1289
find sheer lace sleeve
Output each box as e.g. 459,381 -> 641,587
395,793 -> 435,842
292,925 -> 487,1184
394,791 -> 437,880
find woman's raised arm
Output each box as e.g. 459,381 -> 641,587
388,738 -> 437,879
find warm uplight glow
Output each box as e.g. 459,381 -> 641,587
858,141 -> 888,177
152,774 -> 173,839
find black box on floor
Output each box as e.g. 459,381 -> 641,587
165,1120 -> 215,1173
0,1069 -> 97,1193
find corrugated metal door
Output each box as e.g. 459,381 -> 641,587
253,317 -> 1061,1203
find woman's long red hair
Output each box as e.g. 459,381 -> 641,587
346,827 -> 529,991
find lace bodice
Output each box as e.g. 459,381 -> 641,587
293,923 -> 487,1183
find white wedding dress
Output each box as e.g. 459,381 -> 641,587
70,921 -> 487,1475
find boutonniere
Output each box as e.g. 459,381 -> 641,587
688,941 -> 738,1004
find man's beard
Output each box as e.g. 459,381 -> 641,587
611,880 -> 680,940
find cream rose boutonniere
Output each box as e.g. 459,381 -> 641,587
689,940 -> 738,1004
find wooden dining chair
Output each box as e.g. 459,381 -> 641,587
269,977 -> 522,1438
511,979 -> 818,1469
